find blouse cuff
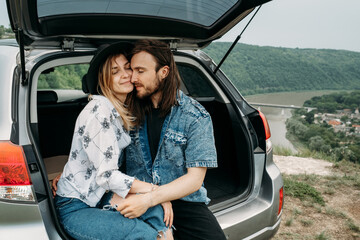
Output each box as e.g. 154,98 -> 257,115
111,175 -> 135,199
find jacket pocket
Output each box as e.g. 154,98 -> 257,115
164,130 -> 187,167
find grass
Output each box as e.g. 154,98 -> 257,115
333,160 -> 360,174
275,232 -> 305,239
279,171 -> 360,239
347,219 -> 360,233
283,175 -> 325,206
315,206 -> 322,213
283,173 -> 360,237
285,218 -> 294,227
323,173 -> 360,190
273,144 -> 334,162
323,188 -> 335,195
273,145 -> 295,156
324,207 -> 347,219
295,148 -> 335,162
292,208 -> 302,217
300,219 -> 314,227
275,147 -> 360,240
315,231 -> 330,240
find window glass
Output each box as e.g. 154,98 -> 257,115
177,63 -> 218,98
37,0 -> 237,26
38,64 -> 89,102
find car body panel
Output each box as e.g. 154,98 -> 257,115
0,44 -> 18,140
215,151 -> 282,239
6,0 -> 271,48
0,201 -> 48,238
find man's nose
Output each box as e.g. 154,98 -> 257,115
130,73 -> 137,83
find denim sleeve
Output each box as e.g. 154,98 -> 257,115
185,115 -> 218,168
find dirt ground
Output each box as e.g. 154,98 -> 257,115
272,155 -> 360,240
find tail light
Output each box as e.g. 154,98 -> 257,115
258,111 -> 272,152
0,141 -> 35,202
278,187 -> 284,215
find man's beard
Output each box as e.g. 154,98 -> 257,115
135,77 -> 161,99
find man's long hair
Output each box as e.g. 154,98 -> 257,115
129,40 -> 181,125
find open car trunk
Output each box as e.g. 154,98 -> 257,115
33,51 -> 253,210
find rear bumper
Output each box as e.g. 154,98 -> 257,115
243,218 -> 281,240
216,197 -> 282,240
215,151 -> 283,239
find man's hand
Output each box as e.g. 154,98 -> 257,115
52,173 -> 62,197
117,193 -> 152,219
161,201 -> 173,227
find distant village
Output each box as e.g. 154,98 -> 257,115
308,108 -> 360,137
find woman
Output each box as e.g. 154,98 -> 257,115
54,42 -> 172,240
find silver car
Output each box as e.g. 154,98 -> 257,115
0,0 -> 283,239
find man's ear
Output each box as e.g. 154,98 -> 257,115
159,65 -> 169,80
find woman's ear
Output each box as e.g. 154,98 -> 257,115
159,65 -> 169,80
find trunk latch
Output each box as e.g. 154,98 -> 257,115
62,38 -> 75,51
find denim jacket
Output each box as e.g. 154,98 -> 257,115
126,91 -> 217,204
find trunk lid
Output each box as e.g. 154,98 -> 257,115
7,0 -> 271,49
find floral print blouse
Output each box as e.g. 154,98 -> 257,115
56,95 -> 134,207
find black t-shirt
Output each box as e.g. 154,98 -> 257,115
147,108 -> 166,162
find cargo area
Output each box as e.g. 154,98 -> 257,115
35,61 -> 252,207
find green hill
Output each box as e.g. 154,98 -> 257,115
203,43 -> 360,95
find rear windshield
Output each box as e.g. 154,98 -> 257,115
37,0 -> 238,26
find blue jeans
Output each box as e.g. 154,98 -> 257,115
54,194 -> 167,240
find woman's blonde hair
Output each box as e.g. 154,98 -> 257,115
97,53 -> 135,130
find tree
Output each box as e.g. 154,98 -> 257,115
5,24 -> 13,33
340,115 -> 349,123
305,111 -> 315,124
0,25 -> 5,39
308,136 -> 326,152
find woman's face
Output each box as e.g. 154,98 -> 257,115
111,54 -> 134,102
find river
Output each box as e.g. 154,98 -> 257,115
244,90 -> 344,152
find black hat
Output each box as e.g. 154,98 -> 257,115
82,41 -> 134,94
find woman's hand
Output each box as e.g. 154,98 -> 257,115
161,201 -> 173,227
52,173 -> 62,197
117,193 -> 152,218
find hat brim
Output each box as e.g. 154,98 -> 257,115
82,41 -> 134,94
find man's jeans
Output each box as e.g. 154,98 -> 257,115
54,195 -> 166,240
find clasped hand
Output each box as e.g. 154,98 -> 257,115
117,193 -> 173,227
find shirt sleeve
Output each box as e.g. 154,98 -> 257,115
81,107 -> 134,199
185,115 -> 218,168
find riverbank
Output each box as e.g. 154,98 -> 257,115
245,90 -> 343,152
244,90 -> 355,154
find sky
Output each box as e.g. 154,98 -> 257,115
1,0 -> 360,52
218,0 -> 360,52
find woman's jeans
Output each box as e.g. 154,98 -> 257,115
54,194 -> 167,240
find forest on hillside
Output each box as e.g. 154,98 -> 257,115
303,91 -> 360,113
204,42 -> 360,95
5,28 -> 355,96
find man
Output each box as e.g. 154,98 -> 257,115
117,40 -> 226,240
